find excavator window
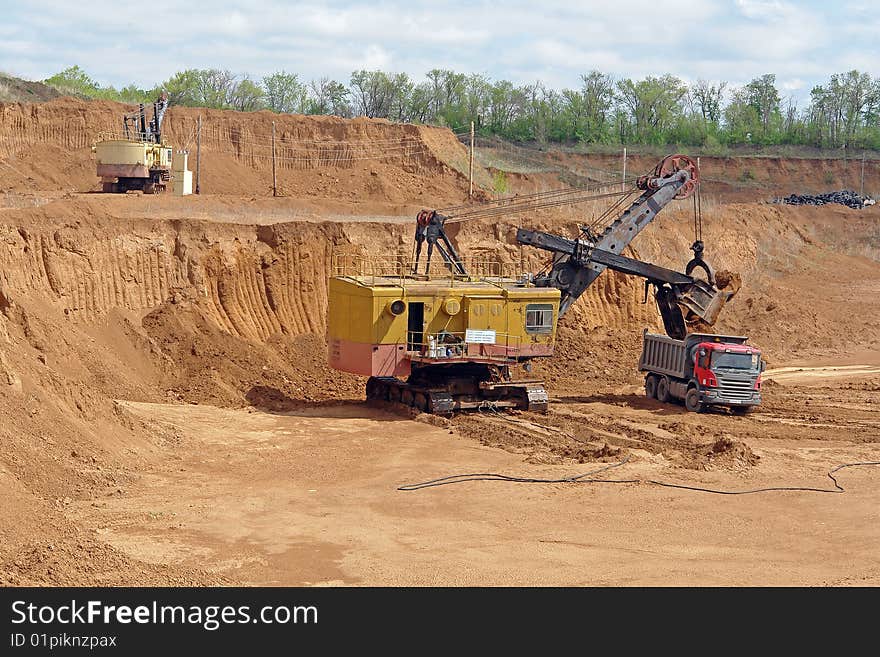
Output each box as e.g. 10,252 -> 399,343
525,304 -> 554,334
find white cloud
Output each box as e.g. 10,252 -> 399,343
0,0 -> 873,106
735,0 -> 789,20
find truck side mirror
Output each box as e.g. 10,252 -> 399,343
761,360 -> 766,372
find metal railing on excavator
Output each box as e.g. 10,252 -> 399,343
404,330 -> 523,363
331,252 -> 533,289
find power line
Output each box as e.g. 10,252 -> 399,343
211,136 -> 427,154
206,144 -> 436,163
442,188 -> 638,222
214,126 -> 452,148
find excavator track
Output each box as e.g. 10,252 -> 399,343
365,376 -> 549,414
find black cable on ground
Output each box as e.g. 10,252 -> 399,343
398,457 -> 635,491
398,460 -> 880,495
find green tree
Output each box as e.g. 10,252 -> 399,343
579,70 -> 615,141
262,71 -> 306,114
723,88 -> 762,144
350,70 -> 393,118
743,74 -> 782,142
161,69 -> 201,106
230,77 -> 265,112
44,65 -> 100,96
690,79 -> 726,125
616,74 -> 687,144
307,77 -> 351,117
159,68 -> 236,108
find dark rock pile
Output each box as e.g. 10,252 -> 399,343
777,190 -> 871,209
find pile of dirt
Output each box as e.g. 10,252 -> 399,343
701,435 -> 760,470
142,297 -> 364,407
0,74 -> 60,104
449,404 -> 763,472
0,288 -> 220,584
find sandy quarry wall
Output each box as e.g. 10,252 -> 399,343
0,201 -> 718,343
2,199 -> 877,356
0,97 -> 491,199
559,152 -> 880,200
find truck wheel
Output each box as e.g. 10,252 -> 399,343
645,375 -> 658,399
685,388 -> 704,413
731,406 -> 749,416
656,377 -> 670,403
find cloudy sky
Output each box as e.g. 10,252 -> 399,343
1,0 -> 876,103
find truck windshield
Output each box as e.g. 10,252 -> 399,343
711,351 -> 758,370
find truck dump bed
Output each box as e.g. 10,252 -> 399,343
638,331 -> 749,379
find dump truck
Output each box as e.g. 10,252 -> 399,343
639,330 -> 764,413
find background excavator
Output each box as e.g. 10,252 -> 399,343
93,93 -> 173,193
327,154 -> 738,413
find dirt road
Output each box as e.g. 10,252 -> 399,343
69,390 -> 879,587
765,364 -> 880,383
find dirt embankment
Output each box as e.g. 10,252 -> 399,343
485,148 -> 880,203
2,199 -> 878,405
0,97 -> 486,203
0,74 -> 60,104
583,152 -> 880,200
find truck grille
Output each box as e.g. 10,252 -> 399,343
716,376 -> 755,400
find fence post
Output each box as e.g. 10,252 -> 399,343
622,146 -> 627,191
469,121 -> 475,198
195,115 -> 201,195
272,121 -> 278,197
860,150 -> 866,197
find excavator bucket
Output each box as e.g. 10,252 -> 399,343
677,280 -> 734,325
676,270 -> 741,327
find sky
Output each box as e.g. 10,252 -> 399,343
1,0 -> 877,105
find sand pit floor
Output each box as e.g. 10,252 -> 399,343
70,388 -> 880,586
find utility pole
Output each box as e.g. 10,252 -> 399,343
272,120 -> 278,197
622,147 -> 627,191
468,121 -> 475,199
860,150 -> 866,198
195,115 -> 201,195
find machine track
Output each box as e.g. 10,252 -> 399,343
365,376 -> 549,413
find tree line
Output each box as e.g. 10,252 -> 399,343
44,66 -> 880,150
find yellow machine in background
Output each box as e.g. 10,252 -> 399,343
94,93 -> 173,193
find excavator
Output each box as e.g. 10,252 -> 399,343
327,154 -> 736,413
94,93 -> 173,193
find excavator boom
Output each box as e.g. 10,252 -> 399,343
516,154 -> 731,339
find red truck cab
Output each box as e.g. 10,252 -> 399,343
639,331 -> 764,413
